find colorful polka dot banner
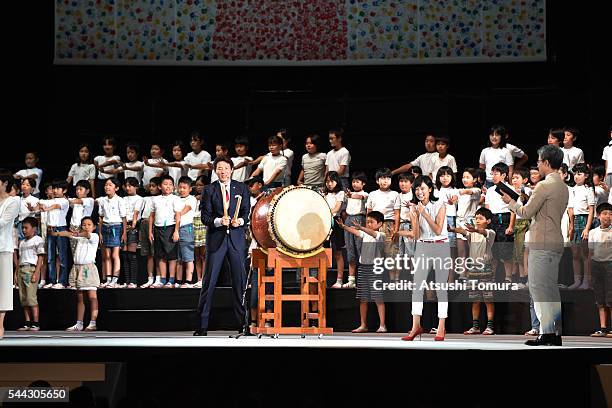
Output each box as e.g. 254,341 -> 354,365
55,0 -> 546,64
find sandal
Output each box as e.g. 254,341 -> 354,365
463,327 -> 481,335
351,326 -> 368,333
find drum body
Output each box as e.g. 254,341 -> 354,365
250,186 -> 333,257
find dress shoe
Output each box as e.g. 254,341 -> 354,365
193,329 -> 208,336
525,333 -> 562,346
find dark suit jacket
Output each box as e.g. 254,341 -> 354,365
200,180 -> 251,252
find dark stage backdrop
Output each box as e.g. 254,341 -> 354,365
5,1 -> 609,191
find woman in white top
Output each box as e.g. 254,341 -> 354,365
0,171 -> 20,339
401,175 -> 450,342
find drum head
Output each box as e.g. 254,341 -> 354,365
271,187 -> 333,253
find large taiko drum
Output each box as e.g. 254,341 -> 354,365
250,186 -> 333,257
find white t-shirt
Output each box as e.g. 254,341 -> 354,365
359,230 -> 385,264
571,185 -> 595,215
94,155 -> 121,180
179,195 -> 198,226
18,195 -> 39,222
72,233 -> 99,265
345,191 -> 368,216
399,191 -> 413,221
325,191 -> 345,216
41,198 -> 69,227
417,199 -> 448,241
69,197 -> 94,227
479,147 -> 514,181
457,188 -> 481,221
151,194 -> 184,227
506,143 -> 526,159
325,147 -> 351,178
68,163 -> 96,186
143,158 -> 167,187
513,186 -> 532,220
588,227 -> 612,262
124,195 -> 144,222
283,148 -> 294,185
185,150 -> 212,181
595,186 -> 608,208
302,152 -> 327,186
431,154 -> 457,179
436,187 -> 459,217
167,161 -> 187,186
15,168 -> 43,195
602,142 -> 612,174
97,195 -> 127,224
258,153 -> 288,184
466,229 -> 496,265
609,190 -> 612,205
123,161 -> 144,185
366,189 -> 400,220
231,156 -> 253,183
18,235 -> 45,266
410,152 -> 438,178
141,196 -> 155,219
562,146 -> 585,170
485,183 -> 511,214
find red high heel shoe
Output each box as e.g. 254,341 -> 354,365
434,331 -> 445,341
401,327 -> 423,341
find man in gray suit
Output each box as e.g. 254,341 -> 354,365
502,145 -> 568,346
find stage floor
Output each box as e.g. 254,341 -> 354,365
2,331 -> 612,351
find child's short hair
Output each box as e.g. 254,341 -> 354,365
75,179 -> 91,191
548,128 -> 564,142
596,202 -> 612,215
195,175 -> 206,185
351,171 -> 367,184
126,142 -> 140,155
150,176 -> 162,187
329,128 -> 344,141
306,134 -> 322,151
246,176 -> 264,186
173,140 -> 186,154
462,168 -> 482,187
104,178 -> 122,190
411,166 -> 423,176
398,172 -> 415,183
234,136 -> 250,148
25,151 -> 39,159
76,143 -> 92,163
563,126 -> 580,141
435,135 -> 450,146
324,171 -> 342,194
43,182 -> 53,191
190,131 -> 202,142
277,128 -> 290,142
0,170 -> 15,192
491,162 -> 509,178
267,135 -> 283,146
159,174 -> 175,185
216,143 -> 229,152
572,163 -> 590,175
435,166 -> 456,189
489,125 -> 508,147
375,167 -> 392,181
102,136 -> 116,146
52,179 -> 69,191
475,207 -> 493,222
367,210 -> 384,224
22,216 -> 38,229
411,175 -> 438,204
513,167 -> 530,181
81,216 -> 95,226
21,177 -> 37,189
124,177 -> 139,188
592,165 -> 606,179
178,176 -> 193,186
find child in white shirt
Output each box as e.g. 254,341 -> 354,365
325,172 -> 346,288
479,125 -> 514,188
568,163 -> 595,290
93,136 -> 121,198
14,151 -> 43,197
562,127 -> 585,170
325,128 -> 351,189
66,143 -> 96,198
177,176 -> 198,288
122,177 -> 144,288
97,178 -> 127,288
343,171 -> 369,289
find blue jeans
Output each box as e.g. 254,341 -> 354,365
48,226 -> 69,285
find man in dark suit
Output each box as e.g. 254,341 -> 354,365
194,156 -> 251,336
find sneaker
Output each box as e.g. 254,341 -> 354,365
174,283 -> 180,288
180,283 -> 194,288
116,283 -> 127,289
482,327 -> 495,335
38,281 -> 46,289
151,282 -> 163,289
342,280 -> 356,289
51,283 -> 65,289
17,325 -> 31,331
524,329 -> 539,336
591,330 -> 608,337
43,283 -> 54,289
99,281 -> 109,288
463,327 -> 481,335
140,281 -> 153,288
194,280 -> 203,288
163,282 -> 174,289
29,325 -> 40,332
84,323 -> 97,332
516,283 -> 527,290
330,281 -> 343,289
127,283 -> 138,289
105,282 -> 116,289
66,324 -> 83,332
